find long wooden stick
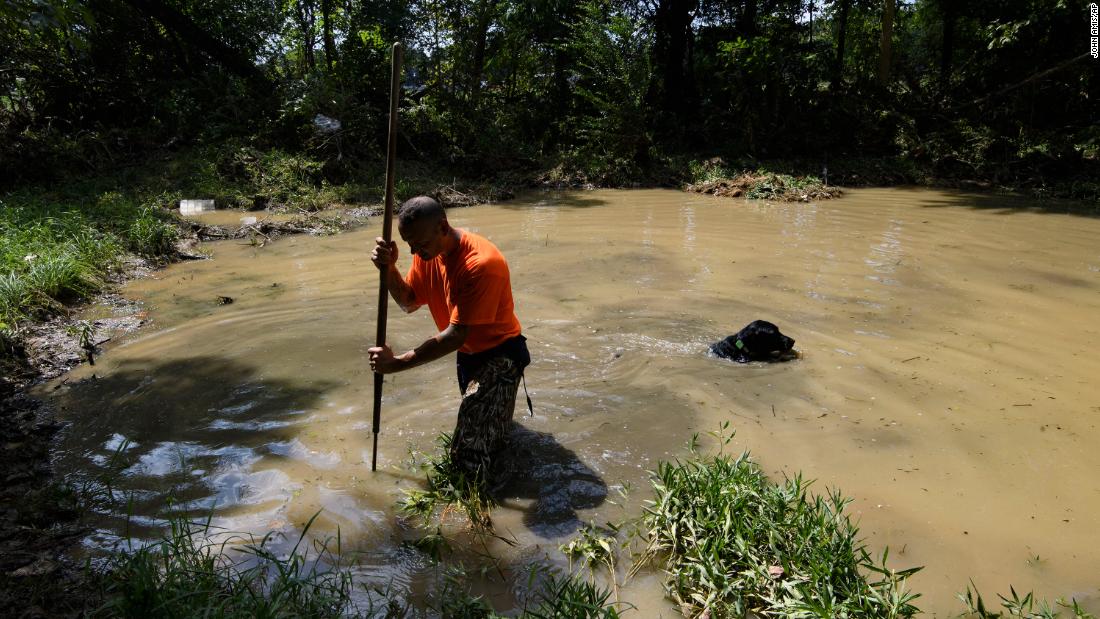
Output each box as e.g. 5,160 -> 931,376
372,42 -> 402,472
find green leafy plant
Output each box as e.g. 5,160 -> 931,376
524,572 -> 625,619
632,428 -> 922,618
958,582 -> 1094,619
127,208 -> 179,257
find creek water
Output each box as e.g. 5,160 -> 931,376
41,188 -> 1100,616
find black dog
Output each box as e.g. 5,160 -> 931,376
710,320 -> 797,362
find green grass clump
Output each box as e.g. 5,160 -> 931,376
166,143 -> 349,211
401,432 -> 497,531
523,573 -> 622,619
0,189 -> 179,329
561,524 -> 618,580
684,157 -> 740,184
435,569 -> 622,619
633,432 -> 921,618
95,511 -> 355,618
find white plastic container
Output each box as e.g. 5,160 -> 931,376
179,199 -> 216,215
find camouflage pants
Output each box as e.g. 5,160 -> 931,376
450,355 -> 522,485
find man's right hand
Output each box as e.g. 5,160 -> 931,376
371,237 -> 399,271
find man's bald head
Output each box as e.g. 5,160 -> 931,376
398,196 -> 446,228
397,195 -> 456,261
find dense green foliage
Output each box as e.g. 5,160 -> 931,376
2,0 -> 1096,191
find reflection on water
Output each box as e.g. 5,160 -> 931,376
42,188 -> 1100,615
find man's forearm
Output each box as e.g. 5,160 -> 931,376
386,266 -> 418,311
394,324 -> 467,371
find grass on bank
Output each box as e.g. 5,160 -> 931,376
682,156 -> 842,202
0,144 -> 346,343
0,143 -> 510,339
0,188 -> 179,332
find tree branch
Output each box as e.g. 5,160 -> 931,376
119,0 -> 272,93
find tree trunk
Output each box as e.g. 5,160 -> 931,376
939,0 -> 956,90
468,1 -> 492,101
740,0 -> 757,38
651,0 -> 698,121
321,0 -> 336,70
808,0 -> 814,44
295,0 -> 316,73
878,0 -> 895,87
833,0 -> 851,87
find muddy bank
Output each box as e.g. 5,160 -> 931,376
0,263 -> 158,616
0,208 -> 356,616
0,342 -> 88,616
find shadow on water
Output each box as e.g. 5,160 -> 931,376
495,423 -> 607,539
499,193 -> 609,209
915,189 -> 1100,219
51,356 -> 340,534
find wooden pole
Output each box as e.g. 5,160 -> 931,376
372,42 -> 402,472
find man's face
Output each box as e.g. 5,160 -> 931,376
398,216 -> 447,261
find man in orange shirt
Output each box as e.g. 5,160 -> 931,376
368,195 -> 531,487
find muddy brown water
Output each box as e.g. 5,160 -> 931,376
40,188 -> 1100,616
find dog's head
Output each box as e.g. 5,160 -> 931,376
710,320 -> 796,362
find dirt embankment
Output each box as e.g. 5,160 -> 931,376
0,256 -> 160,616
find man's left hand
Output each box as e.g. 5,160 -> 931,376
368,344 -> 402,374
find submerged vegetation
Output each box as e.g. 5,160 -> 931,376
401,432 -> 498,532
958,584 -> 1095,619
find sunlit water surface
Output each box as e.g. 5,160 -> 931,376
42,188 -> 1100,616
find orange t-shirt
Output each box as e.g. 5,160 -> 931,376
405,229 -> 522,354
